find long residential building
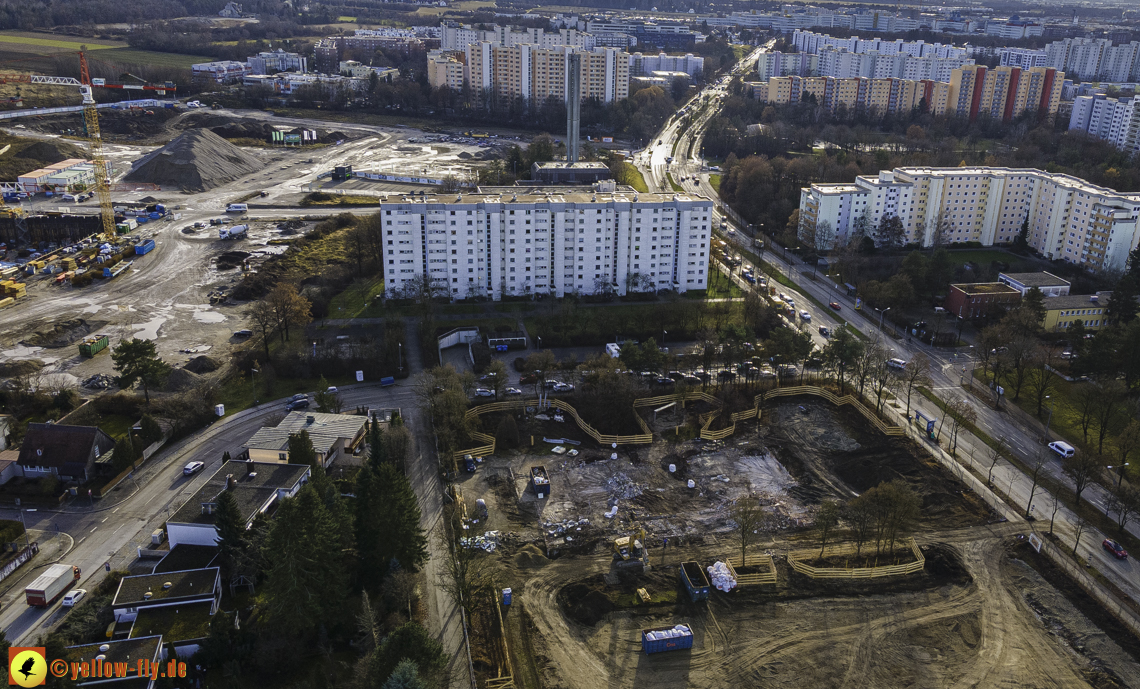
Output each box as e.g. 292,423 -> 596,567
1068,94 -> 1140,156
463,43 -> 629,105
752,75 -> 949,116
629,51 -> 704,77
792,30 -> 970,59
1042,38 -> 1140,81
380,186 -> 715,300
799,167 -> 1140,273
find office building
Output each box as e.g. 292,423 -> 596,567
799,167 -> 1140,273
380,186 -> 714,301
247,49 -> 306,74
1042,292 -> 1113,331
190,61 -> 250,84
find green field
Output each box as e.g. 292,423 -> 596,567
93,48 -> 201,68
709,174 -> 721,193
0,33 -> 121,51
327,277 -> 386,319
666,173 -> 684,192
337,16 -> 358,22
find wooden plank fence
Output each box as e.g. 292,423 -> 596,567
787,538 -> 924,579
483,588 -> 515,689
725,554 -> 778,586
765,386 -> 905,436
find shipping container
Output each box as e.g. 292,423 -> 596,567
78,334 -> 110,357
26,564 -> 81,606
680,561 -> 710,602
134,239 -> 156,256
531,466 -> 550,499
641,624 -> 694,654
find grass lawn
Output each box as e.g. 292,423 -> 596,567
621,163 -> 649,193
302,193 -> 381,207
705,267 -> 743,298
709,174 -> 721,193
218,371 -> 356,416
327,277 -> 386,319
666,173 -> 684,193
336,16 -> 357,22
0,33 -> 120,51
437,317 -> 518,334
942,248 -> 1018,268
92,48 -> 202,68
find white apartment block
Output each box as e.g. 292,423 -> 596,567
999,48 -> 1048,69
793,30 -> 968,60
1068,94 -> 1140,156
380,188 -> 714,300
984,20 -> 1043,40
442,23 -> 595,52
816,48 -> 971,81
630,52 -> 705,77
800,167 -> 1140,273
464,43 -> 629,105
756,50 -> 819,79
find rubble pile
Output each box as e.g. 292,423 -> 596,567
82,373 -> 116,390
125,129 -> 261,192
461,530 -> 501,552
606,472 -> 644,500
542,517 -> 590,542
707,561 -> 737,592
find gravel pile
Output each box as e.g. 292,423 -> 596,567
125,129 -> 261,192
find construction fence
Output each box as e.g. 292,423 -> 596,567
787,537 -> 925,579
726,554 -> 778,586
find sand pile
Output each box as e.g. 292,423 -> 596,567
125,129 -> 260,192
513,544 -> 550,569
184,355 -> 221,374
163,367 -> 201,392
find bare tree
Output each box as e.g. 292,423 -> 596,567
1092,382 -> 1127,454
1113,419 -> 1140,473
987,436 -> 1009,486
1072,384 -> 1100,446
1071,512 -> 1090,557
1025,345 -> 1060,417
729,498 -> 766,565
900,352 -> 931,419
816,500 -> 840,559
437,504 -> 497,615
1062,451 -> 1103,506
1025,452 -> 1047,519
844,493 -> 875,556
1004,334 -> 1037,400
947,397 -> 977,456
1048,490 -> 1063,535
1105,485 -> 1140,534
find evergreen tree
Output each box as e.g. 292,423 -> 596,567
287,430 -> 319,468
214,490 -> 246,580
222,450 -> 231,461
355,463 -> 427,581
496,415 -> 519,449
369,623 -> 445,687
259,485 -> 347,639
139,414 -> 163,444
368,413 -> 386,467
382,659 -> 426,689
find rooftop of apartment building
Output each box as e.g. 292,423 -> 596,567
1042,291 -> 1112,310
877,167 -> 1140,200
381,186 -> 713,205
950,282 -> 1022,295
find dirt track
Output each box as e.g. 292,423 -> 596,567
513,524 -> 1140,688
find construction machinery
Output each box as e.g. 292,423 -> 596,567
612,527 -> 648,572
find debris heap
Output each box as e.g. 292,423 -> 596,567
707,561 -> 737,592
125,129 -> 260,192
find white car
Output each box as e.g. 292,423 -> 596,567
505,387 -> 523,395
183,461 -> 205,476
474,388 -> 495,398
62,589 -> 87,607
326,386 -> 338,393
552,382 -> 575,392
799,310 -> 811,322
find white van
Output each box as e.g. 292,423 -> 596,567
886,358 -> 908,370
1048,441 -> 1076,458
226,203 -> 248,213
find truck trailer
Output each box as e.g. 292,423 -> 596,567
26,564 -> 81,606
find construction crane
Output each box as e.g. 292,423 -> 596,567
0,53 -> 171,242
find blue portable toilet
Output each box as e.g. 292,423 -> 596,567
502,588 -> 512,605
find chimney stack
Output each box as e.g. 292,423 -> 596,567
567,52 -> 582,164
224,474 -> 234,490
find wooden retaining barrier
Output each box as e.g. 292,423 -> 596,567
725,554 -> 778,586
764,386 -> 905,436
787,538 -> 924,579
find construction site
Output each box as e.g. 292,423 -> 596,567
452,394 -> 1140,689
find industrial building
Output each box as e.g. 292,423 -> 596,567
380,185 -> 714,301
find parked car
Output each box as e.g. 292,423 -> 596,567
829,301 -> 841,310
474,388 -> 494,398
286,399 -> 310,411
464,454 -> 476,472
233,329 -> 253,338
61,589 -> 87,607
326,386 -> 338,393
552,382 -> 574,392
183,461 -> 205,476
543,379 -> 561,389
520,373 -> 539,384
1103,538 -> 1128,559
505,387 -> 523,395
289,393 -> 308,402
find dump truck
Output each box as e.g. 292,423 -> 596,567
680,561 -> 710,602
531,466 -> 550,499
641,624 -> 694,654
78,334 -> 110,357
26,564 -> 81,606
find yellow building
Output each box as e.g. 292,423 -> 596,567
1042,292 -> 1112,331
427,50 -> 465,90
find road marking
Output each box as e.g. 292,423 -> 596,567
90,527 -> 97,533
101,517 -> 108,523
112,507 -> 120,513
77,537 -> 86,545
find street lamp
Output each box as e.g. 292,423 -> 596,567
18,508 -> 36,548
877,307 -> 892,335
1106,463 -> 1130,487
398,342 -> 403,371
1043,395 -> 1055,441
662,330 -> 668,348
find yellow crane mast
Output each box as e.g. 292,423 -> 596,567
78,51 -> 116,240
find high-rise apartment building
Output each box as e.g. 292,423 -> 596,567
799,167 -> 1140,273
462,43 -> 628,105
948,65 -> 1063,122
380,187 -> 715,300
427,51 -> 465,91
1069,94 -> 1140,156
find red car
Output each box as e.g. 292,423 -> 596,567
1103,538 -> 1128,560
829,301 -> 841,310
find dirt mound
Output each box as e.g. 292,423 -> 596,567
513,544 -> 550,569
0,359 -> 44,378
163,367 -> 201,392
216,250 -> 250,270
16,140 -> 84,162
177,113 -> 352,144
125,129 -> 261,192
559,581 -> 615,627
21,319 -> 99,348
184,355 -> 221,374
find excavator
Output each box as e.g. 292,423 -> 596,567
612,527 -> 648,573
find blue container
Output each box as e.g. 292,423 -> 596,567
135,240 -> 155,256
136,216 -> 149,224
502,588 -> 512,605
155,204 -> 166,214
641,626 -> 694,654
680,562 -> 710,602
380,376 -> 395,387
148,212 -> 161,220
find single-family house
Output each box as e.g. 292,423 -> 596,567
16,423 -> 116,482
